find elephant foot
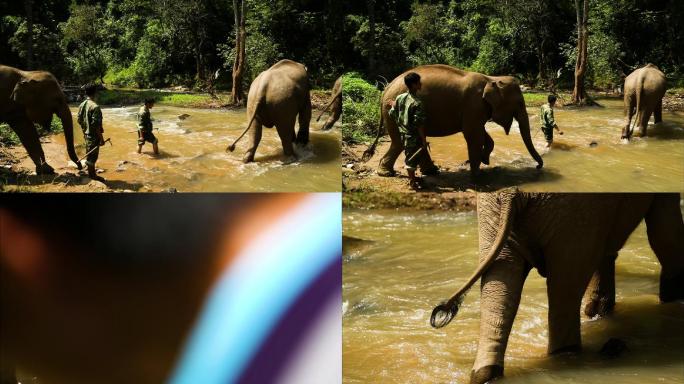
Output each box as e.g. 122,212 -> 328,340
242,152 -> 255,163
584,297 -> 615,318
377,168 -> 396,177
282,154 -> 298,165
550,344 -> 582,355
660,269 -> 684,302
599,338 -> 628,358
36,162 -> 55,175
470,365 -> 503,384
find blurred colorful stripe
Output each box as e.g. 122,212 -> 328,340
170,193 -> 341,384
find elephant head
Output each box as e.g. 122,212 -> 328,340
483,78 -> 543,169
11,74 -> 81,169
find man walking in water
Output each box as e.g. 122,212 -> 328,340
387,72 -> 428,190
137,98 -> 159,155
540,94 -> 563,148
77,84 -> 106,182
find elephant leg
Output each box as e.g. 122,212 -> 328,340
621,100 -> 635,139
295,98 -> 311,146
418,147 -> 439,176
654,99 -> 663,124
547,267 -> 595,353
9,117 -> 54,174
464,128 -> 485,178
583,252 -> 616,317
645,194 -> 684,302
471,246 -> 530,384
276,120 -> 297,162
242,121 -> 263,163
378,120 -> 403,177
482,130 -> 494,166
638,108 -> 653,137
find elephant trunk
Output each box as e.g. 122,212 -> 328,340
57,102 -> 81,168
516,108 -> 543,169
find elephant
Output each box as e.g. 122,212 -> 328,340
229,59 -> 311,163
363,65 -> 544,178
0,65 -> 81,174
316,76 -> 341,131
430,190 -> 684,384
622,63 -> 667,140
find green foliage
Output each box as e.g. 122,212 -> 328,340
96,89 -> 213,107
400,3 -> 460,67
60,4 -> 111,83
341,73 -> 382,143
0,116 -> 63,147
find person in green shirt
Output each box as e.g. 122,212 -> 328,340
540,94 -> 563,148
137,98 -> 159,155
387,72 -> 428,190
77,84 -> 105,182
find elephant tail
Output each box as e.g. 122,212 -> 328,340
227,98 -> 263,152
430,190 -> 518,329
316,90 -> 341,122
361,111 -> 385,162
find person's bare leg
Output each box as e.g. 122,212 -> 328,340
153,142 -> 159,155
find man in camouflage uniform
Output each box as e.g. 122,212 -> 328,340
387,72 -> 428,190
137,98 -> 159,155
77,84 -> 105,182
540,94 -> 563,148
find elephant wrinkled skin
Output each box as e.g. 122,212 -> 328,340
432,190 -> 684,384
0,65 -> 81,174
239,59 -> 311,163
622,63 -> 667,140
365,65 -> 544,178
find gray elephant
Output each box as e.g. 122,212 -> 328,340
622,63 -> 667,140
228,59 -> 311,163
317,76 -> 341,131
364,65 -> 544,178
0,65 -> 81,174
431,190 -> 684,384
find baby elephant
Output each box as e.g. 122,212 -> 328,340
622,63 -> 667,140
431,190 -> 684,384
229,59 -> 311,163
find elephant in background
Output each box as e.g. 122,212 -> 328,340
316,76 -> 341,131
430,190 -> 684,384
231,59 -> 311,163
0,65 -> 81,174
622,63 -> 667,140
364,65 -> 544,178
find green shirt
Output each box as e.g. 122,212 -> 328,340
137,105 -> 153,132
540,103 -> 556,129
77,98 -> 103,136
389,92 -> 425,136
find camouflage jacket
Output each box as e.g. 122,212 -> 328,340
137,105 -> 153,132
389,92 -> 425,136
77,98 -> 103,137
540,103 -> 556,129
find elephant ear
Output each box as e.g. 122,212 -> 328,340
483,80 -> 503,110
10,78 -> 38,105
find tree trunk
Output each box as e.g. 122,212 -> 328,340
367,0 -> 376,78
572,0 -> 590,104
25,0 -> 33,70
231,0 -> 247,105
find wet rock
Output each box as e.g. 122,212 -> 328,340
178,114 -> 191,120
589,141 -> 598,147
164,187 -> 178,193
96,168 -> 105,174
599,338 -> 629,358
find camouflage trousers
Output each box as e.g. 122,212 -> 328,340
84,134 -> 100,167
402,133 -> 422,171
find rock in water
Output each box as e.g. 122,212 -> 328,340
589,141 -> 598,147
178,114 -> 191,120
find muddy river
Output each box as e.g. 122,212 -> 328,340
343,208 -> 684,383
424,98 -> 684,192
60,105 -> 340,192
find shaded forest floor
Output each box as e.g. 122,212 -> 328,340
0,88 -> 336,192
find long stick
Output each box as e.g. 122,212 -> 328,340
78,138 -> 111,163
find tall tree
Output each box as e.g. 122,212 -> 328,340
367,0 -> 376,78
24,0 -> 33,69
231,0 -> 246,105
572,0 -> 590,104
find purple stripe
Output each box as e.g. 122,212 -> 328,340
237,254 -> 341,384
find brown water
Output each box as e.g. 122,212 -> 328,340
61,105 -> 340,191
426,98 -> 684,192
343,208 -> 684,383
